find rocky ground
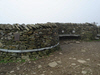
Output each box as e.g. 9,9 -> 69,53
0,40 -> 100,75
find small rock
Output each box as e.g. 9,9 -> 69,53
29,61 -> 31,63
77,59 -> 86,64
71,63 -> 76,66
81,50 -> 86,52
10,70 -> 14,73
73,58 -> 76,60
17,67 -> 20,70
57,61 -> 62,64
43,71 -> 46,73
59,52 -> 63,55
95,37 -> 99,40
82,71 -> 87,74
34,62 -> 36,64
86,59 -> 90,61
97,64 -> 100,66
41,74 -> 44,75
38,65 -> 42,68
48,62 -> 58,67
69,57 -> 72,59
50,71 -> 53,73
76,41 -> 80,44
32,72 -> 36,74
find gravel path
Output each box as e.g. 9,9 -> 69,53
0,40 -> 100,75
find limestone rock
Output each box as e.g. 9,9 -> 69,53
71,63 -> 76,66
48,61 -> 58,67
82,71 -> 87,74
76,41 -> 80,44
38,65 -> 42,68
10,70 -> 14,73
57,61 -> 62,64
77,59 -> 86,64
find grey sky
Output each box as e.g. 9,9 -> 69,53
0,0 -> 100,25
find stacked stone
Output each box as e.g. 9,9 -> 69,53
56,23 -> 97,40
80,23 -> 97,40
97,26 -> 100,34
96,26 -> 100,39
0,23 -> 59,61
56,23 -> 81,34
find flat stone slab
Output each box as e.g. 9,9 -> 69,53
59,34 -> 80,37
82,71 -> 87,74
48,61 -> 58,67
77,59 -> 86,64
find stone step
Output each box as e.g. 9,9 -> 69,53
95,36 -> 99,40
97,34 -> 100,37
59,34 -> 80,37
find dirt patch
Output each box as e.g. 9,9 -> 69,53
0,40 -> 100,75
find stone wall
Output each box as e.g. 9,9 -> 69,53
97,26 -> 100,34
0,23 -> 59,62
56,23 -> 97,40
0,22 -> 99,62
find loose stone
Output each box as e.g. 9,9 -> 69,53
71,63 -> 76,66
38,65 -> 42,68
59,52 -> 63,55
77,59 -> 86,64
82,71 -> 87,74
10,70 -> 14,73
57,61 -> 62,64
48,61 -> 58,67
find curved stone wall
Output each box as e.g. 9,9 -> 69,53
56,23 -> 97,40
0,23 -> 59,62
0,22 -> 99,62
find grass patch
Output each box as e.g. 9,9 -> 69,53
0,59 -> 26,64
85,39 -> 100,42
20,59 -> 26,63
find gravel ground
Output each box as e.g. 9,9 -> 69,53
0,40 -> 100,75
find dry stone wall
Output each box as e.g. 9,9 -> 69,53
97,26 -> 100,38
0,22 -> 99,62
97,26 -> 100,34
56,23 -> 97,40
0,23 -> 59,62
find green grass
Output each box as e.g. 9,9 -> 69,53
20,59 -> 26,63
85,39 -> 100,42
0,59 -> 26,64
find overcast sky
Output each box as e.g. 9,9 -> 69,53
0,0 -> 100,25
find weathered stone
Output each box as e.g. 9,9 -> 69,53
77,59 -> 86,64
10,70 -> 14,73
38,65 -> 42,68
76,41 -> 80,44
48,61 -> 58,67
82,71 -> 87,74
71,63 -> 76,66
57,61 -> 62,64
0,23 -> 59,61
56,23 -> 97,40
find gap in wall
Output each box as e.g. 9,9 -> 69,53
59,36 -> 81,41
